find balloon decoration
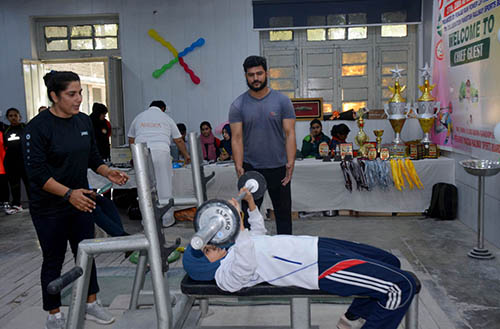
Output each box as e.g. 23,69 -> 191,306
148,29 -> 205,84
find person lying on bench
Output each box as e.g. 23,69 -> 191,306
183,188 -> 417,329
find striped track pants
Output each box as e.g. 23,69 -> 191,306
317,237 -> 417,329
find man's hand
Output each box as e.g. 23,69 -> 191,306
69,189 -> 96,212
184,155 -> 191,165
281,161 -> 295,186
107,169 -> 129,185
235,166 -> 245,178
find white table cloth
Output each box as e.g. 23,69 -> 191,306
88,157 -> 455,213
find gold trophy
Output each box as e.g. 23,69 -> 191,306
373,129 -> 384,155
354,108 -> 369,157
384,65 -> 410,157
415,63 -> 440,145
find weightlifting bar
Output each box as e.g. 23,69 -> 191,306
190,171 -> 267,250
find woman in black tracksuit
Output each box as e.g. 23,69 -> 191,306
23,71 -> 129,328
3,108 -> 28,212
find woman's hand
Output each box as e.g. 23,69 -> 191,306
69,189 -> 96,212
107,169 -> 129,185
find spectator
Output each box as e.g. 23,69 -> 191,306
229,55 -> 296,234
329,123 -> 351,152
90,103 -> 111,161
3,108 -> 28,214
199,121 -> 220,162
38,106 -> 48,113
218,124 -> 232,161
23,70 -> 129,329
301,119 -> 330,158
0,129 -> 10,210
128,100 -> 190,227
171,123 -> 189,161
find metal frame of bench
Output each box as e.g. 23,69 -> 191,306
65,133 -> 207,329
180,270 -> 420,329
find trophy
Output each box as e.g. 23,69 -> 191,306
384,65 -> 410,156
373,129 -> 384,155
415,63 -> 440,145
354,108 -> 369,157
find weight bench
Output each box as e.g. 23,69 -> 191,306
181,272 -> 421,329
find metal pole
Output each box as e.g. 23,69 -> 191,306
468,175 -> 494,259
188,132 -> 204,206
404,295 -> 419,329
132,143 -> 173,329
66,250 -> 92,329
129,250 -> 148,310
290,297 -> 311,329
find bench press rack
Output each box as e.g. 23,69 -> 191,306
180,273 -> 420,329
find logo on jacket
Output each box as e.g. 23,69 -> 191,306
81,131 -> 88,136
7,133 -> 20,142
270,111 -> 277,117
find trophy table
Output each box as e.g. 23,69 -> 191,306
459,159 -> 500,259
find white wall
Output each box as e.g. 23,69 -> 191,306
0,0 -> 259,136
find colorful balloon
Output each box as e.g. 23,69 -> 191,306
149,29 -> 204,84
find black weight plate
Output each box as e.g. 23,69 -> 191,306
237,171 -> 267,200
193,199 -> 240,246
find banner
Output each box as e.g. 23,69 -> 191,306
431,0 -> 500,159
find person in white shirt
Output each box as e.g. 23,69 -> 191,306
128,100 -> 190,227
183,188 -> 417,329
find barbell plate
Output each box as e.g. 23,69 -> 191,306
237,171 -> 267,200
193,199 -> 240,247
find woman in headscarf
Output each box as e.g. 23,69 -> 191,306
301,119 -> 330,158
89,103 -> 111,161
199,121 -> 220,162
218,124 -> 232,161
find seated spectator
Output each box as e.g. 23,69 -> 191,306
199,121 -> 220,162
218,124 -> 232,161
301,119 -> 330,158
171,123 -> 189,161
329,124 -> 350,152
38,106 -> 48,113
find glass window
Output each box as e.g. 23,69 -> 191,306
342,101 -> 367,112
327,14 -> 346,25
71,25 -> 92,37
269,16 -> 294,28
270,80 -> 294,90
307,16 -> 326,26
328,28 -> 345,40
269,67 -> 294,79
348,27 -> 367,40
71,39 -> 93,50
381,25 -> 407,37
94,24 -> 118,37
270,30 -> 293,41
96,37 -> 118,50
307,29 -> 326,41
348,13 -> 367,25
342,52 -> 367,77
381,11 -> 407,23
323,103 -> 333,115
342,65 -> 366,76
342,52 -> 367,64
46,39 -> 68,51
282,91 -> 295,98
45,26 -> 67,38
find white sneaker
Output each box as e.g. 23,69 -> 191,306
45,312 -> 65,329
336,314 -> 365,329
85,299 -> 115,324
5,205 -> 19,215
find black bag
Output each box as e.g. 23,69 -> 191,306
424,183 -> 458,220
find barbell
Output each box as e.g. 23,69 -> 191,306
190,171 -> 267,250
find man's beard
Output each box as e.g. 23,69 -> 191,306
247,76 -> 267,92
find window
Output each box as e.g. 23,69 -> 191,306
262,25 -> 416,117
35,15 -> 120,59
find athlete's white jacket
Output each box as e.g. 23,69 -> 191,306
215,208 -> 319,292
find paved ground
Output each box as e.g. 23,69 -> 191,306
1,206 -> 500,329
